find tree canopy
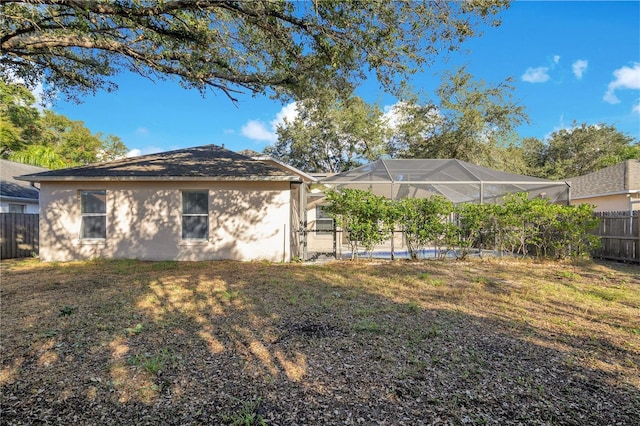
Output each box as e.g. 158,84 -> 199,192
390,67 -> 528,171
1,0 -> 509,102
0,80 -> 128,168
267,68 -> 530,174
519,123 -> 640,179
266,92 -> 388,173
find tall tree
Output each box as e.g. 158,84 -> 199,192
266,92 -> 388,173
395,67 -> 528,170
524,123 -> 639,179
0,79 -> 40,155
0,80 -> 128,167
1,1 -> 509,102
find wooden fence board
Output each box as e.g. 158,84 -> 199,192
592,211 -> 639,263
0,213 -> 39,260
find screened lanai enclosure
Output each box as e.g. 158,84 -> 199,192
303,159 -> 570,260
319,159 -> 570,204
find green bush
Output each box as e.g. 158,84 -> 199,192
324,189 -> 601,261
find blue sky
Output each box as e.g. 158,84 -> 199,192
52,1 -> 640,158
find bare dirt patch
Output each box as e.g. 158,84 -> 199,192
1,258 -> 639,425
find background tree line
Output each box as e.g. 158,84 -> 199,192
1,1 -> 637,177
266,68 -> 639,179
0,80 -> 128,169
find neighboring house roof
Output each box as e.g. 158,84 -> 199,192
0,159 -> 48,201
17,145 -> 302,183
567,160 -> 640,199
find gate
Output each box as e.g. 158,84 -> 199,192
300,224 -> 339,261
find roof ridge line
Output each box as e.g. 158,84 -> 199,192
452,159 -> 482,181
380,158 -> 393,181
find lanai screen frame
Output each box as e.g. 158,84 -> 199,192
318,159 -> 571,204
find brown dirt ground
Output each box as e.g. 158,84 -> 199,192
1,257 -> 639,425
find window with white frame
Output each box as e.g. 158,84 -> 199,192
182,190 -> 208,240
80,190 -> 106,239
8,203 -> 25,213
315,205 -> 334,233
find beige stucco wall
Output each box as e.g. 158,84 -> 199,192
570,194 -> 639,212
38,180 -> 292,262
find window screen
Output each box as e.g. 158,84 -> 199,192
182,191 -> 208,239
80,190 -> 106,239
315,205 -> 334,233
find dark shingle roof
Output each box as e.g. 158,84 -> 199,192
568,160 -> 640,198
18,145 -> 297,182
1,159 -> 48,200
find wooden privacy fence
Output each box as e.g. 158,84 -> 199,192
592,211 -> 639,263
0,213 -> 39,260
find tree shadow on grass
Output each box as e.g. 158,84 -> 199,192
1,259 -> 638,424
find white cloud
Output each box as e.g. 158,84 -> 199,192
241,120 -> 277,142
135,127 -> 149,136
553,55 -> 561,64
272,102 -> 298,128
241,102 -> 298,143
126,145 -> 163,157
572,59 -> 588,79
382,102 -> 405,129
603,91 -> 621,104
633,102 -> 640,115
603,63 -> 640,104
522,67 -> 551,83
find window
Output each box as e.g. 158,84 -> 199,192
315,205 -> 334,234
8,203 -> 25,213
182,190 -> 208,240
80,190 -> 106,239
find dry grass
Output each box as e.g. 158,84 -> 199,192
1,257 -> 639,425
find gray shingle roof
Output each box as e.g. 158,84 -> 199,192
1,159 -> 48,200
567,160 -> 640,198
17,145 -> 297,182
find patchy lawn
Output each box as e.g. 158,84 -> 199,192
1,258 -> 639,425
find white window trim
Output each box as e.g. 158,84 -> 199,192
182,190 -> 209,240
79,190 -> 107,240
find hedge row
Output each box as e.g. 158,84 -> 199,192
323,189 -> 601,260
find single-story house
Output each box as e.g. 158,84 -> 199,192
17,145 -> 314,262
568,160 -> 640,212
0,159 -> 47,214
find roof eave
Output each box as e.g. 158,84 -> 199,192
16,175 -> 303,183
0,195 -> 39,203
571,189 -> 640,200
252,156 -> 318,183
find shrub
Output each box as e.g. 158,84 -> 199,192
323,189 -> 600,261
